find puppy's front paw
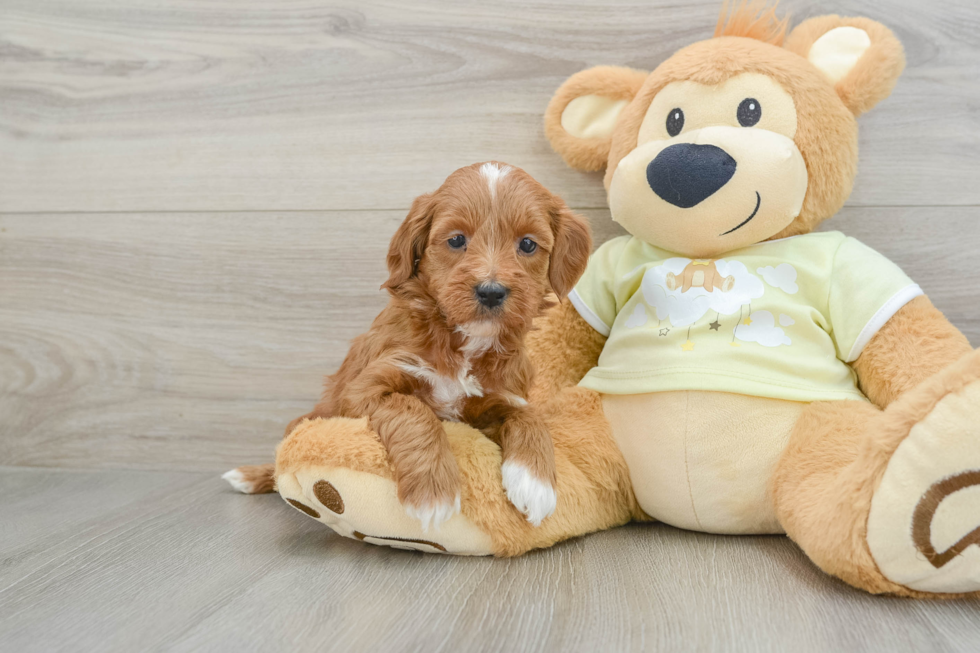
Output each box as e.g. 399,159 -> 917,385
404,493 -> 462,533
398,464 -> 462,533
501,460 -> 557,527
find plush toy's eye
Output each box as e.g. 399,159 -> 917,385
448,234 -> 467,249
518,237 -> 538,254
737,98 -> 762,127
666,108 -> 684,137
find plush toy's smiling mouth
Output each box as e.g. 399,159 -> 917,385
720,192 -> 761,236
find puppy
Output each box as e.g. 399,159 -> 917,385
225,162 -> 591,528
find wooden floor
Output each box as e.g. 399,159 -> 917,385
1,0 -> 978,650
3,466 -> 980,653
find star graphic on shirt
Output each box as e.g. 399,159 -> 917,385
659,328 -> 670,336
742,317 -> 753,326
709,320 -> 721,331
681,340 -> 695,351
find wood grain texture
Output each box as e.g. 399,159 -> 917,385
1,0 -> 979,212
0,467 -> 977,653
1,208 -> 977,471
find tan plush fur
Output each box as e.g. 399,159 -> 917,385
525,300 -> 608,404
714,0 -> 788,45
853,296 -> 973,407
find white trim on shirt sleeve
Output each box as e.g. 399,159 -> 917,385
568,289 -> 611,337
845,283 -> 924,362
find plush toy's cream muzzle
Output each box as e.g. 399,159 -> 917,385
609,125 -> 807,257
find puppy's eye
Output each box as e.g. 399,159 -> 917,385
737,98 -> 761,127
666,108 -> 684,137
447,234 -> 466,250
518,237 -> 538,255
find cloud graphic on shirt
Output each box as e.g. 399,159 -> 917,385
624,303 -> 648,328
639,258 -> 764,327
779,313 -> 795,326
735,311 -> 792,347
757,264 -> 799,294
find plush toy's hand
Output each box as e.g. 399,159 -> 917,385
853,295 -> 972,408
525,301 -> 607,404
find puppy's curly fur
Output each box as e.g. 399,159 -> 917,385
227,162 -> 591,528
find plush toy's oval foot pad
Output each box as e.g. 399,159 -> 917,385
867,378 -> 980,593
276,465 -> 494,556
285,499 -> 320,519
313,480 -> 344,514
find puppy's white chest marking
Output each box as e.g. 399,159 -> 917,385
398,359 -> 483,421
397,323 -> 502,421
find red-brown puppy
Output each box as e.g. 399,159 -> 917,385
225,162 -> 592,529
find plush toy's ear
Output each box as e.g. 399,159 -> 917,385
784,16 -> 905,116
383,193 -> 435,291
545,66 -> 648,171
547,195 -> 593,299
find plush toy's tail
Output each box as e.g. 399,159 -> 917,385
222,463 -> 276,494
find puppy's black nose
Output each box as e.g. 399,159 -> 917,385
646,143 -> 737,208
475,282 -> 509,308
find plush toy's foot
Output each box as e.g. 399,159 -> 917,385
867,351 -> 980,594
272,388 -> 636,558
773,349 -> 980,597
277,465 -> 492,555
273,417 -> 495,555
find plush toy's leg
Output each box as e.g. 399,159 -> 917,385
275,387 -> 636,556
772,349 -> 980,597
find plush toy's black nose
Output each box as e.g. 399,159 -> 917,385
475,282 -> 509,308
646,143 -> 737,208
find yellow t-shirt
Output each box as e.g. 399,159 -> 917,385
568,231 -> 922,402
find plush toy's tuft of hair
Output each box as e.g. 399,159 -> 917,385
714,0 -> 789,46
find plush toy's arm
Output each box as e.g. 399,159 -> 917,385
852,295 -> 972,408
525,300 -> 607,404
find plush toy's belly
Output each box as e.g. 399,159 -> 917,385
602,391 -> 806,534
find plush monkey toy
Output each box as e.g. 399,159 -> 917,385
268,3 -> 979,597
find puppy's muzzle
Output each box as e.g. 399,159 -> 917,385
475,282 -> 509,309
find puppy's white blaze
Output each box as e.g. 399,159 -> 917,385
501,461 -> 557,526
405,493 -> 461,532
221,468 -> 255,494
479,162 -> 511,201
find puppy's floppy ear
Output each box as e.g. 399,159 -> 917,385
547,195 -> 592,299
545,66 -> 648,172
383,193 -> 436,291
784,16 -> 905,116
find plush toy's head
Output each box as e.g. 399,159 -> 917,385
545,1 -> 904,258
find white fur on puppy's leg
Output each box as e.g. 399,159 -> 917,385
501,461 -> 557,527
222,469 -> 255,494
405,494 -> 461,533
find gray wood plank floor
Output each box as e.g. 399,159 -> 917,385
1,466 -> 978,653
2,0 -> 979,650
